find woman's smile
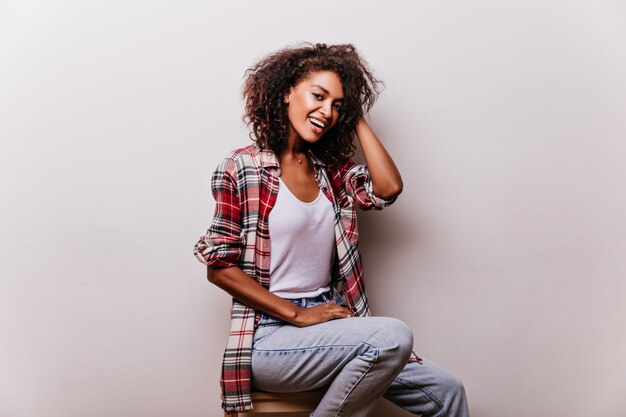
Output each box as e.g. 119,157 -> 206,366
308,116 -> 328,134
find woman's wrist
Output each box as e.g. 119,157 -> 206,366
354,116 -> 368,141
288,307 -> 304,327
281,303 -> 301,325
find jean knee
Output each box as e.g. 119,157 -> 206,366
374,317 -> 413,357
442,371 -> 466,398
452,375 -> 466,397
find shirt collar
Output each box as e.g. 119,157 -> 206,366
259,149 -> 280,168
307,149 -> 327,168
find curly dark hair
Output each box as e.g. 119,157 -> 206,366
241,42 -> 383,167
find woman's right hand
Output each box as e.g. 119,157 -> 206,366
293,302 -> 353,327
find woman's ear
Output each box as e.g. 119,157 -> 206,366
283,87 -> 294,104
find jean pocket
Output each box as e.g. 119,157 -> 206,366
253,326 -> 268,345
254,314 -> 285,345
253,323 -> 281,348
258,313 -> 286,326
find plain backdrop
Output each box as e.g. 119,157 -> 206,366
1,1 -> 625,416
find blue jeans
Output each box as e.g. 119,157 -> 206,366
251,292 -> 470,417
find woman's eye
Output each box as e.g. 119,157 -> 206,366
313,93 -> 323,100
334,104 -> 343,112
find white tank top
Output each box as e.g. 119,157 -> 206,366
268,177 -> 335,298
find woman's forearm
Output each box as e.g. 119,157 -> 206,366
354,117 -> 403,199
207,266 -> 352,326
208,266 -> 299,322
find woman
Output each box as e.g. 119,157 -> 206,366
194,42 -> 469,417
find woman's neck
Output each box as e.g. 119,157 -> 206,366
281,134 -> 308,164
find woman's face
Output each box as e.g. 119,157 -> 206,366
284,70 -> 345,144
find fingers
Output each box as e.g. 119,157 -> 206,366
295,302 -> 353,327
336,306 -> 353,318
320,302 -> 352,319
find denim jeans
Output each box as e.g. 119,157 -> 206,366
251,292 -> 470,417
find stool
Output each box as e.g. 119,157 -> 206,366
225,388 -> 326,416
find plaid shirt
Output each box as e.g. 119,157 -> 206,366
194,144 -> 421,413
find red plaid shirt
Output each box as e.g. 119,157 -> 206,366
194,144 -> 420,413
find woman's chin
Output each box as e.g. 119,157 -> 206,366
301,134 -> 324,144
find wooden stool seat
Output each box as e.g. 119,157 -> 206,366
225,388 -> 327,416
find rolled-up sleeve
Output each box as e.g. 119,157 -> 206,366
341,161 -> 397,210
193,157 -> 245,268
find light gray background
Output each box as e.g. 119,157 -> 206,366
1,1 -> 625,416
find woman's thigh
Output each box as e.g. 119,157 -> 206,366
251,316 -> 412,392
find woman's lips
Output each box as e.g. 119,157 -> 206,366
310,120 -> 324,133
308,117 -> 326,134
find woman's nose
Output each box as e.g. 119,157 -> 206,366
319,101 -> 332,117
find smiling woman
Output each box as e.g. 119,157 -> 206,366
193,42 -> 469,416
241,43 -> 379,168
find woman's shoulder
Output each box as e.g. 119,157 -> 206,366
222,143 -> 256,161
213,144 -> 279,181
221,143 -> 277,167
